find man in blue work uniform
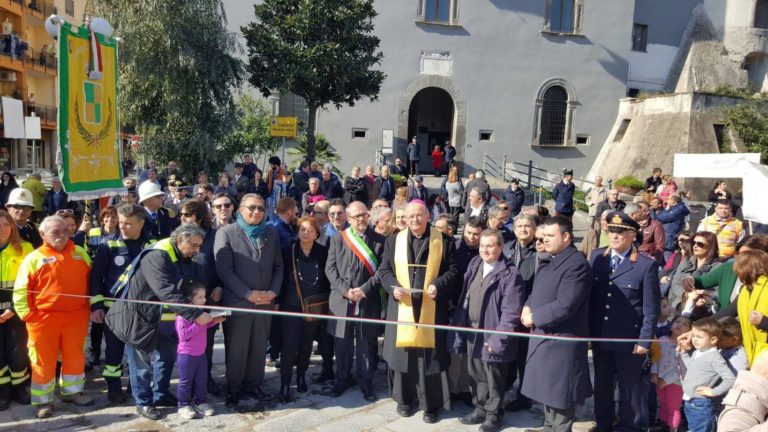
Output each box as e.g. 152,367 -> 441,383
89,204 -> 155,403
589,211 -> 660,431
552,169 -> 575,220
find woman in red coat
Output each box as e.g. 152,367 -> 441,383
431,145 -> 444,177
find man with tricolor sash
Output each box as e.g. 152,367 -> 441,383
325,201 -> 385,401
378,201 -> 457,424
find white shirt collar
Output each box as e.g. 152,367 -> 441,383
482,260 -> 498,278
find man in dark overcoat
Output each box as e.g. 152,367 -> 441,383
589,211 -> 660,431
378,201 -> 457,423
552,169 -> 576,220
325,201 -> 385,401
520,216 -> 593,431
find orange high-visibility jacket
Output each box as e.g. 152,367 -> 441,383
13,240 -> 92,321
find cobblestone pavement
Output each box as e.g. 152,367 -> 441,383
1,335 -> 599,432
0,178 -> 600,431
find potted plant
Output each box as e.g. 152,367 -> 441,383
613,175 -> 644,195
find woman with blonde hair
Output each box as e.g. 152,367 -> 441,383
728,250 -> 768,366
391,207 -> 407,233
0,209 -> 34,409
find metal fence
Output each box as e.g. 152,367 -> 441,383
482,153 -> 594,208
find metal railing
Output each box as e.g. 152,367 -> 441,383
27,0 -> 56,16
25,47 -> 57,72
27,104 -> 56,125
482,153 -> 594,208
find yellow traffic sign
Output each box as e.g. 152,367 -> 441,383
270,116 -> 298,138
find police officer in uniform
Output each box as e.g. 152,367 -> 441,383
589,211 -> 660,431
552,169 -> 576,220
138,182 -> 177,240
89,204 -> 155,403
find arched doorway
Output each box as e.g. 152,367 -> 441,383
407,87 -> 455,174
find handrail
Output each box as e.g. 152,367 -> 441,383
482,153 -> 593,209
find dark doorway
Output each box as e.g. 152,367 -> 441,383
407,87 -> 454,174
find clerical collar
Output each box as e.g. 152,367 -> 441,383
411,229 -> 426,239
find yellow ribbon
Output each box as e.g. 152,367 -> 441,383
394,227 -> 442,348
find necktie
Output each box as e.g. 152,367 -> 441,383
151,212 -> 158,222
611,255 -> 621,271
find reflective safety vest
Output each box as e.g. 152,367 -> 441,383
700,216 -> 744,258
152,238 -> 181,322
13,241 -> 92,320
0,242 -> 34,311
89,238 -> 157,309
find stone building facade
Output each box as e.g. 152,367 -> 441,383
225,1 -> 768,179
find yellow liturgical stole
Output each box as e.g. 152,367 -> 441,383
394,227 -> 443,348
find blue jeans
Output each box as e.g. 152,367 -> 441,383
125,332 -> 178,407
684,397 -> 716,432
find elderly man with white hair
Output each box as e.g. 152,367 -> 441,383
378,201 -> 458,423
13,216 -> 94,418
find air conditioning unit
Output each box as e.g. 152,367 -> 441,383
0,71 -> 17,82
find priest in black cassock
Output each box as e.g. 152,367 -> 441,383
378,201 -> 457,423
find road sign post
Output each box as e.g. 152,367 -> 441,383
270,116 -> 298,165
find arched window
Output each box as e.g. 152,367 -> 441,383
756,0 -> 768,29
540,86 -> 568,146
532,80 -> 577,146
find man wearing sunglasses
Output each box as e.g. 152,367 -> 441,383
589,211 -> 660,432
211,193 -> 235,229
214,194 -> 283,409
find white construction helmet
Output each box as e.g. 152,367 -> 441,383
138,181 -> 164,204
6,188 -> 34,207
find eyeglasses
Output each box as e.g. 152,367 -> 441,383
7,204 -> 29,210
180,212 -> 194,218
56,209 -> 74,216
213,203 -> 232,210
348,213 -> 368,221
535,237 -> 544,243
241,205 -> 265,213
329,211 -> 344,217
309,211 -> 325,216
693,241 -> 708,248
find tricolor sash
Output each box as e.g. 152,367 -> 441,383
394,227 -> 443,348
340,228 -> 378,276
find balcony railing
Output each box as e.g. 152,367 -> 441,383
0,34 -> 27,61
26,0 -> 56,17
27,103 -> 56,126
25,47 -> 56,72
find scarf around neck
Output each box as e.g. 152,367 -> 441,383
237,213 -> 266,244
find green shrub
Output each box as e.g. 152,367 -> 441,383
614,176 -> 644,190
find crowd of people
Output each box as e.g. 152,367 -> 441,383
0,153 -> 766,432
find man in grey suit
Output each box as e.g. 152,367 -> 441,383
214,193 -> 284,409
325,201 -> 385,401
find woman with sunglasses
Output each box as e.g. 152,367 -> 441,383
669,231 -> 721,310
0,209 -> 34,409
178,198 -> 223,396
684,234 -> 768,310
